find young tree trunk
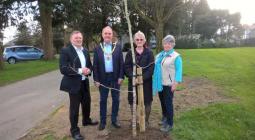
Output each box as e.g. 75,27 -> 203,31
124,0 -> 137,137
0,30 -> 4,70
38,0 -> 54,60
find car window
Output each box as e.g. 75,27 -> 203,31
27,48 -> 36,52
34,48 -> 41,52
4,48 -> 11,52
15,47 -> 27,52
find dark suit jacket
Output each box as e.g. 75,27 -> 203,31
124,48 -> 155,104
59,44 -> 92,94
93,43 -> 124,84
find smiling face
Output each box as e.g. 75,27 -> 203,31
163,42 -> 173,51
102,26 -> 113,43
70,32 -> 83,47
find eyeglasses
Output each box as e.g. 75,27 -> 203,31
135,39 -> 144,41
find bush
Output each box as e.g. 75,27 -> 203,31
243,38 -> 255,46
175,38 -> 237,49
175,38 -> 200,49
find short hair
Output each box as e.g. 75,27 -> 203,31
133,31 -> 146,42
102,26 -> 113,33
70,30 -> 83,39
162,35 -> 175,46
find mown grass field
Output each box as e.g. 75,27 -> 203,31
0,59 -> 58,86
172,47 -> 255,140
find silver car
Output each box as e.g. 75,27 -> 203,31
3,45 -> 44,64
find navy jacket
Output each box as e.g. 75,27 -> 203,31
93,43 -> 124,84
59,44 -> 92,94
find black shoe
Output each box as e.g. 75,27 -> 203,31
112,122 -> 121,128
98,123 -> 106,131
83,118 -> 98,126
72,133 -> 84,140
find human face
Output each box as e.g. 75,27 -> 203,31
102,27 -> 113,43
134,35 -> 145,48
70,33 -> 83,47
163,42 -> 173,51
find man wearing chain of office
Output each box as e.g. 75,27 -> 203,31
93,26 -> 124,131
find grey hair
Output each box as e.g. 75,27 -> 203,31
133,31 -> 146,42
162,35 -> 175,46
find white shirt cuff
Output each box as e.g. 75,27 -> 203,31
78,68 -> 82,75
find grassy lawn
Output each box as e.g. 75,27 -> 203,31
0,59 -> 59,86
172,47 -> 255,140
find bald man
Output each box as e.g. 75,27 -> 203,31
93,26 -> 124,130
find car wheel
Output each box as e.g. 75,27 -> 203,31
8,57 -> 16,64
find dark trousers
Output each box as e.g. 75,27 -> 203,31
69,80 -> 91,135
158,86 -> 174,126
99,73 -> 120,125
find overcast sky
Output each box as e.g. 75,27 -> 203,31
207,0 -> 255,25
3,0 -> 255,44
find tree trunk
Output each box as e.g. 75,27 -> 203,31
124,0 -> 137,136
155,22 -> 164,53
38,0 -> 54,60
0,30 -> 4,70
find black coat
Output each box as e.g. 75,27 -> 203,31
124,48 -> 154,105
93,43 -> 124,85
59,44 -> 92,94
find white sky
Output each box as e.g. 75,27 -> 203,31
3,0 -> 255,44
207,0 -> 255,25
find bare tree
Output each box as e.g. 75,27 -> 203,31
132,0 -> 184,52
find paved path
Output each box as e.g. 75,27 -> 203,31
0,70 -> 68,140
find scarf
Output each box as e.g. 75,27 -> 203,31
153,49 -> 174,95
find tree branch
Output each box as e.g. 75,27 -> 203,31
132,0 -> 156,27
162,0 -> 184,22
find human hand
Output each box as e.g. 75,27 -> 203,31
82,67 -> 91,75
95,82 -> 100,87
118,78 -> 123,85
171,82 -> 178,92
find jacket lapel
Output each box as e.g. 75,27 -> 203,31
69,45 -> 81,68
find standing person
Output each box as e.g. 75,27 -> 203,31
153,35 -> 182,132
124,31 -> 154,127
59,31 -> 98,140
93,26 -> 124,131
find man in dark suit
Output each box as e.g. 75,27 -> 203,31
60,31 -> 98,140
93,26 -> 124,130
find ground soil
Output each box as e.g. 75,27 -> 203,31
20,77 -> 232,140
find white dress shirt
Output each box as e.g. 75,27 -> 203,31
73,45 -> 87,80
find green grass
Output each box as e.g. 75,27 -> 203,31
172,47 -> 255,140
0,59 -> 58,86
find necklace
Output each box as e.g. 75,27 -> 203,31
100,42 -> 117,61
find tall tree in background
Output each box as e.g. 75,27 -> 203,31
14,21 -> 33,45
0,0 -> 17,69
192,0 -> 210,34
132,0 -> 184,52
38,0 -> 54,60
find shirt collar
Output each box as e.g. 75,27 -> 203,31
72,44 -> 83,51
164,48 -> 174,54
104,42 -> 112,46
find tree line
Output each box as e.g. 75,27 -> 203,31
0,0 -> 243,70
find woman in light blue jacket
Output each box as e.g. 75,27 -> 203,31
153,35 -> 182,132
